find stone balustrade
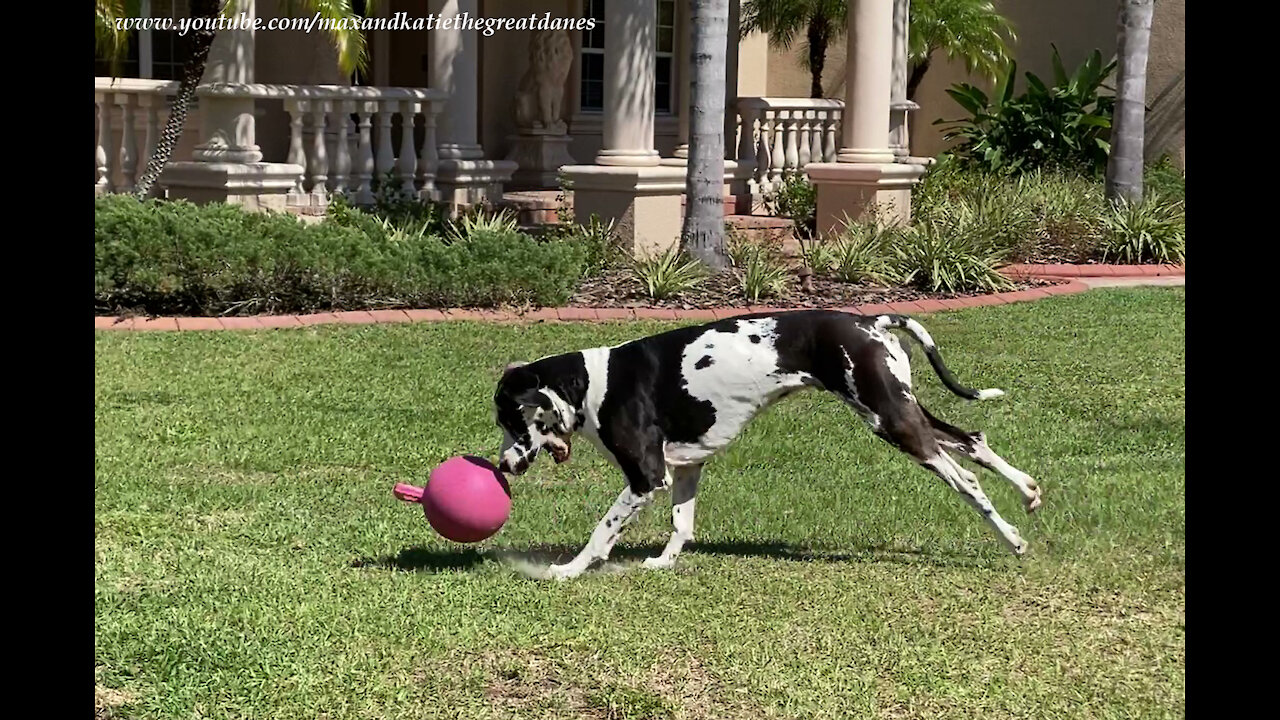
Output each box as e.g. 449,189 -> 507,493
94,79 -> 448,206
195,83 -> 448,206
95,78 -> 184,196
734,97 -> 844,195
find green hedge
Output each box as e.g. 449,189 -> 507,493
94,196 -> 585,316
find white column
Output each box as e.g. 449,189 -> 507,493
724,0 -> 742,161
193,0 -> 260,163
429,0 -> 482,160
596,0 -> 659,166
674,0 -> 692,159
837,0 -> 895,164
889,0 -> 917,159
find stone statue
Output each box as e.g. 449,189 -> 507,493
514,29 -> 573,134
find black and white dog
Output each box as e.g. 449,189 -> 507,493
494,310 -> 1041,579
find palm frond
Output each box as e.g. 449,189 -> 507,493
281,0 -> 375,75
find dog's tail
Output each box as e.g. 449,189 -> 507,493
875,314 -> 1004,401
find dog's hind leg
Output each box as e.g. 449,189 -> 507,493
921,406 -> 1042,513
547,485 -> 658,580
643,464 -> 703,570
918,448 -> 1029,555
874,404 -> 1029,555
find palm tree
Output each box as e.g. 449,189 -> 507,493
739,0 -> 1014,101
739,0 -> 843,99
682,0 -> 731,270
95,0 -> 372,199
1106,0 -> 1154,203
907,0 -> 1016,100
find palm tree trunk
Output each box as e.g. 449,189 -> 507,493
907,56 -> 931,101
1106,0 -> 1154,203
807,19 -> 829,99
682,0 -> 730,271
132,0 -> 223,199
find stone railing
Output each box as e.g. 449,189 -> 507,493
734,97 -> 844,194
94,79 -> 447,206
95,78 -> 185,196
195,83 -> 448,205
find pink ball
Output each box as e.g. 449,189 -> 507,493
421,456 -> 511,543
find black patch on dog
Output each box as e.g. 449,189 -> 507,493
749,334 -> 761,344
695,355 -> 714,369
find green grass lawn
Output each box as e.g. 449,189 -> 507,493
95,288 -> 1185,720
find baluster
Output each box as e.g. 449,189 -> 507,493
417,100 -> 439,200
310,100 -> 329,200
783,111 -> 799,174
354,101 -> 376,204
754,114 -> 770,188
796,109 -> 811,168
116,95 -> 138,193
285,99 -> 307,195
398,100 -> 418,195
375,100 -> 397,190
331,99 -> 351,195
768,110 -> 785,185
825,109 -> 839,162
736,106 -> 758,192
95,93 -> 113,193
809,110 -> 824,164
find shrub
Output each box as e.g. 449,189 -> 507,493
764,171 -> 817,241
444,206 -> 520,244
556,214 -> 624,277
915,162 -> 1112,263
890,213 -> 1014,294
94,196 -> 585,315
1098,193 -> 1185,264
799,241 -> 836,277
1144,155 -> 1185,202
829,220 -> 900,285
739,251 -> 791,302
937,46 -> 1115,175
725,229 -> 784,269
1015,170 -> 1107,262
628,246 -> 708,300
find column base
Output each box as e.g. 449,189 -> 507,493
504,133 -> 577,190
438,143 -> 486,161
160,161 -> 303,213
806,161 -> 927,237
435,158 -> 517,206
559,164 -> 687,258
594,148 -> 661,167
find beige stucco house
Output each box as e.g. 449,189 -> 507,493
95,0 -> 1184,252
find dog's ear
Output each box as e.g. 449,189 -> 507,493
515,388 -> 551,409
504,361 -> 528,375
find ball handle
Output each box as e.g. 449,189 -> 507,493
393,483 -> 425,504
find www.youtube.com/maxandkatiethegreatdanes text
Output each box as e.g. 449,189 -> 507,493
111,11 -> 597,37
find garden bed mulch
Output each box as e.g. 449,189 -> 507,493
569,270 -> 1068,311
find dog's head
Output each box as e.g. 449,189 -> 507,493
493,361 -> 575,476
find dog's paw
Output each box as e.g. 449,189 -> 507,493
1010,537 -> 1029,557
642,556 -> 676,570
1023,480 -> 1043,513
546,563 -> 582,581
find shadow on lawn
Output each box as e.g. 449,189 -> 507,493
351,540 -> 994,574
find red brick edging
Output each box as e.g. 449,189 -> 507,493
95,281 -> 1098,331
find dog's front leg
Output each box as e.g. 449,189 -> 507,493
547,487 -> 655,580
643,464 -> 702,570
